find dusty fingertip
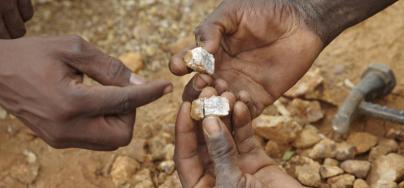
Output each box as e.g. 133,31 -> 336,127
203,116 -> 221,137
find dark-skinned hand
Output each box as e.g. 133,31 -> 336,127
174,87 -> 303,188
0,0 -> 33,38
0,36 -> 173,150
170,0 -> 324,117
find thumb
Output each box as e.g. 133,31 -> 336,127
202,116 -> 242,187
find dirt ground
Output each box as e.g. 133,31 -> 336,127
0,0 -> 404,187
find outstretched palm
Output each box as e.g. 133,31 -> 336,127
171,0 -> 324,117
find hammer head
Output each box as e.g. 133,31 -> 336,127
361,64 -> 396,101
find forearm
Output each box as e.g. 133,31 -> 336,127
296,0 -> 398,44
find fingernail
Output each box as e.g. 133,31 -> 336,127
163,84 -> 173,94
130,73 -> 146,85
203,116 -> 221,137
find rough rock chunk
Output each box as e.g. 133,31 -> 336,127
347,132 -> 378,154
191,96 -> 230,121
340,160 -> 371,178
309,138 -> 337,160
254,115 -> 302,144
324,158 -> 339,167
285,68 -> 324,98
158,160 -> 175,174
287,156 -> 321,187
327,174 -> 355,188
132,169 -> 154,188
353,179 -> 369,188
335,142 -> 357,161
119,52 -> 144,73
369,139 -> 399,161
368,153 -> 404,187
320,165 -> 344,179
184,47 -> 215,75
287,99 -> 324,124
149,132 -> 173,161
293,125 -> 322,149
110,156 -> 140,187
386,127 -> 404,142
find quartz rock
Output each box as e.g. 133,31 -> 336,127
327,174 -> 355,188
288,156 -> 321,187
324,158 -> 339,167
287,99 -> 324,124
353,179 -> 369,188
254,115 -> 302,144
293,125 -> 322,149
158,160 -> 175,174
340,160 -> 371,178
320,165 -> 344,179
368,153 -> 404,187
347,132 -> 378,154
184,47 -> 215,75
369,139 -> 399,161
309,138 -> 337,160
191,96 -> 230,121
335,142 -> 357,161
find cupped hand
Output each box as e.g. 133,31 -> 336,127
0,36 -> 172,150
170,0 -> 324,117
0,0 -> 33,38
174,87 -> 302,188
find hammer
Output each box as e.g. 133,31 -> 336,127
332,64 -> 404,135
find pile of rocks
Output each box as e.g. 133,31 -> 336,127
254,70 -> 404,188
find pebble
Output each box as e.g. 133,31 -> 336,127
288,156 -> 322,187
353,179 -> 369,188
335,142 -> 357,161
368,153 -> 404,187
158,160 -> 175,174
287,99 -> 324,124
347,132 -> 378,154
285,68 -> 324,98
254,115 -> 302,144
320,165 -> 344,179
293,125 -> 322,149
132,169 -> 154,188
327,174 -> 355,188
369,139 -> 399,161
340,160 -> 371,178
308,138 -> 337,160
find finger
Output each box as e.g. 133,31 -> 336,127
78,80 -> 172,115
60,36 -> 135,86
17,0 -> 34,21
0,19 -> 10,39
174,102 -> 205,187
233,101 -> 260,154
202,116 -> 242,187
214,79 -> 228,94
169,47 -> 194,76
199,87 -> 218,98
194,23 -> 223,54
220,91 -> 236,130
237,90 -> 257,118
3,7 -> 26,38
182,74 -> 213,102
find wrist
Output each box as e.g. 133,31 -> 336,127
291,0 -> 398,44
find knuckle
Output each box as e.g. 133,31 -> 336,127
107,58 -> 128,82
65,35 -> 87,56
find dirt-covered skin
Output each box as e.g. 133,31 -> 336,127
1,0 -> 404,187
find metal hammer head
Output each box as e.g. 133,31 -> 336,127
332,64 -> 396,135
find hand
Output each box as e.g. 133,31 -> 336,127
0,36 -> 172,150
0,0 -> 33,38
170,0 -> 324,117
174,88 -> 302,188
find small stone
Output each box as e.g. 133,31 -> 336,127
386,127 -> 404,141
191,96 -> 230,121
368,153 -> 404,187
347,132 -> 378,154
158,160 -> 175,174
369,139 -> 399,161
287,99 -> 324,124
340,160 -> 371,178
324,158 -> 339,167
149,132 -> 172,161
293,125 -> 322,149
264,140 -> 282,158
119,52 -> 144,73
254,115 -> 302,144
164,144 -> 175,161
10,162 -> 40,184
184,47 -> 215,75
353,179 -> 369,188
308,138 -> 337,160
285,68 -> 324,98
110,156 -> 140,187
335,142 -> 357,161
327,174 -> 355,188
320,165 -> 344,178
288,156 -> 321,187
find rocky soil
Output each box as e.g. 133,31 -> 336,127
1,0 -> 404,188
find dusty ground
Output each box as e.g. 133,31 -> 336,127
0,0 -> 404,187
